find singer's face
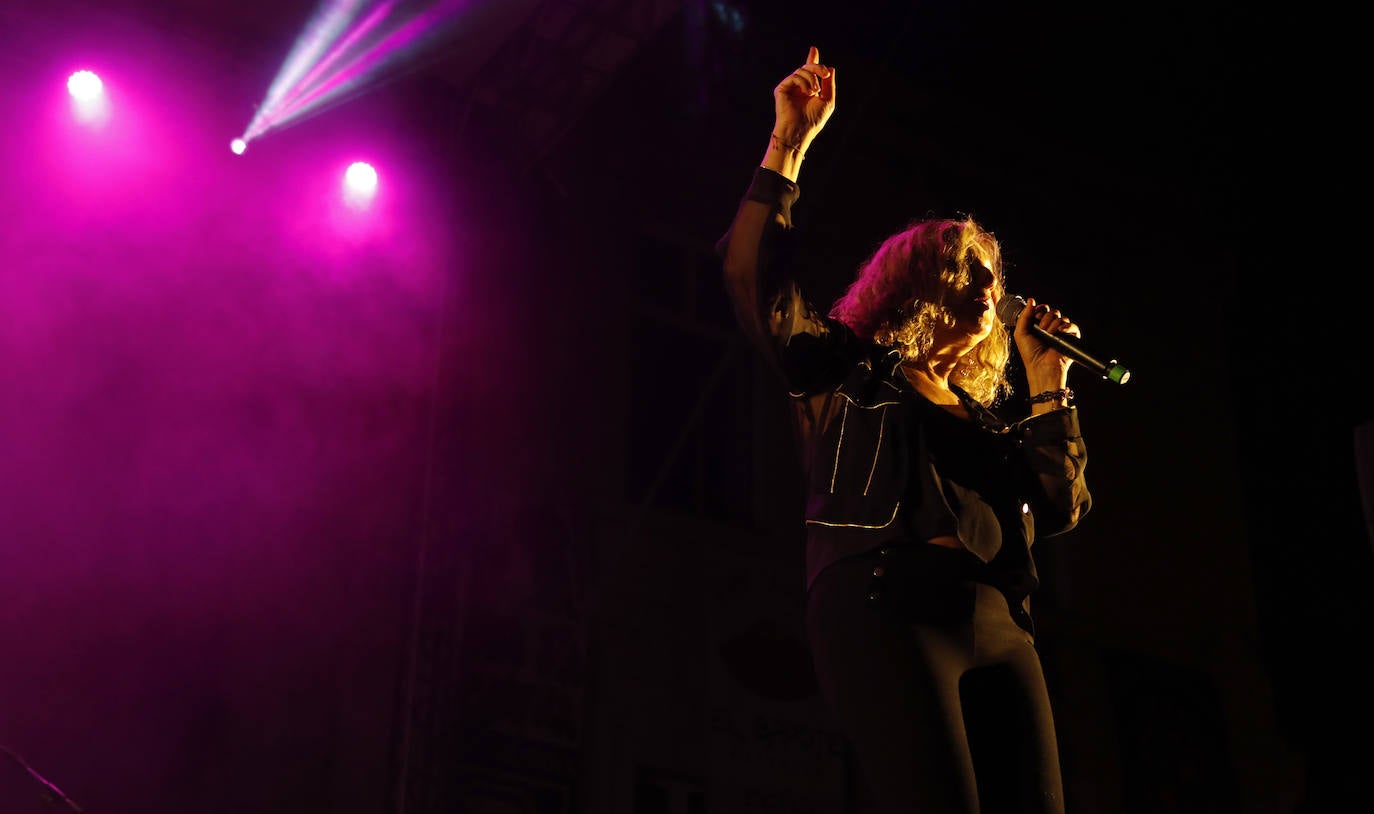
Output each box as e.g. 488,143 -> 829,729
947,252 -> 999,340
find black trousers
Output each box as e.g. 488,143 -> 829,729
806,543 -> 1064,814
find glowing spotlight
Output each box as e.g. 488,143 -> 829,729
67,69 -> 111,126
344,161 -> 378,195
230,137 -> 247,155
342,161 -> 379,210
67,70 -> 103,100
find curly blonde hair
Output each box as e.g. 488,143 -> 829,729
829,216 -> 1013,406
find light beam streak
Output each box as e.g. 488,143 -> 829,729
239,0 -> 472,147
249,0 -> 369,134
246,0 -> 397,140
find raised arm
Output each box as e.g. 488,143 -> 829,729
719,47 -> 840,389
764,45 -> 836,183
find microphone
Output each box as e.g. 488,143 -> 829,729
997,294 -> 1131,385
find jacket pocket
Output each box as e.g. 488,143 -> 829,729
804,492 -> 902,529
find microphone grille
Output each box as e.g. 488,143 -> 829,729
997,294 -> 1028,327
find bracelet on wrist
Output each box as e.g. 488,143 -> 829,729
1028,387 -> 1073,405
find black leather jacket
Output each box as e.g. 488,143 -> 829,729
718,167 -> 1091,626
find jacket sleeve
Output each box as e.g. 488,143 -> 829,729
1012,407 -> 1092,537
716,166 -> 853,395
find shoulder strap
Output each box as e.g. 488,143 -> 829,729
951,383 -> 1010,434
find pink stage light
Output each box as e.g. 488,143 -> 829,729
343,161 -> 378,208
66,70 -> 103,100
345,161 -> 377,193
240,0 -> 473,144
67,69 -> 112,127
230,138 -> 247,155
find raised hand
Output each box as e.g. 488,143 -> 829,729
772,45 -> 836,154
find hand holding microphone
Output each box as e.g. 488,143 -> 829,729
997,294 -> 1131,385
